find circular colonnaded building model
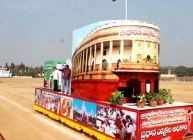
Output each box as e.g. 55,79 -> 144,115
71,20 -> 160,102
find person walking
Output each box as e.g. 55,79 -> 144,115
62,65 -> 71,94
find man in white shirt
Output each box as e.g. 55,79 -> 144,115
51,67 -> 59,91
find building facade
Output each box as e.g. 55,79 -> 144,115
0,68 -> 12,77
71,20 -> 160,102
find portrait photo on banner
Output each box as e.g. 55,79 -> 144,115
35,89 -> 42,106
73,98 -> 97,128
60,96 -> 73,119
96,104 -> 137,140
39,91 -> 47,108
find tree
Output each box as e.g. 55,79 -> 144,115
10,62 -> 15,69
10,62 -> 15,75
40,65 -> 44,73
186,67 -> 193,76
5,62 -> 8,68
19,63 -> 25,70
174,66 -> 187,77
160,67 -> 169,74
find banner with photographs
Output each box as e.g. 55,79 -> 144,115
73,98 -> 97,129
96,104 -> 137,140
35,89 -> 42,106
60,96 -> 73,119
35,89 -> 138,140
37,91 -> 61,114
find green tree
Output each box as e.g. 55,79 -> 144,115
174,66 -> 187,77
160,67 -> 169,74
10,62 -> 15,76
5,62 -> 8,68
40,65 -> 44,73
10,62 -> 15,68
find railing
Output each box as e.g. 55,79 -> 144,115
119,62 -> 159,70
72,62 -> 160,77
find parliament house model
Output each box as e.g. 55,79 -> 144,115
71,20 -> 160,102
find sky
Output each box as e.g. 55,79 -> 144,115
0,0 -> 193,67
72,20 -> 114,55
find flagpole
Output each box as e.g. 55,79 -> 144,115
125,0 -> 127,20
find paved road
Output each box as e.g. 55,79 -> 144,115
0,79 -> 93,140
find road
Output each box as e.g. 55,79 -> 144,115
0,78 -> 93,140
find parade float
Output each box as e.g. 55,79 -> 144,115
33,20 -> 193,140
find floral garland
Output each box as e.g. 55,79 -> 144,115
33,105 -> 115,140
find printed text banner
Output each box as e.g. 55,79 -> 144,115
139,106 -> 193,140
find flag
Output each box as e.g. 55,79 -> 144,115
112,0 -> 127,20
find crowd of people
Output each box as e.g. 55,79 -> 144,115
96,106 -> 136,140
35,90 -> 61,114
51,64 -> 71,94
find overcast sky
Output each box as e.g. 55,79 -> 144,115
0,0 -> 193,67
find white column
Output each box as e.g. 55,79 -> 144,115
78,54 -> 80,73
73,57 -> 76,74
94,44 -> 97,71
143,40 -> 146,61
108,40 -> 113,70
120,40 -> 124,61
79,52 -> 82,73
82,50 -> 85,72
85,48 -> 88,72
76,56 -> 78,73
131,40 -> 137,62
99,42 -> 104,71
89,46 -> 92,71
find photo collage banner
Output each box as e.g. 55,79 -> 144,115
35,89 -> 137,140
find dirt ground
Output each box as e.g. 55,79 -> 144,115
0,78 -> 193,140
159,81 -> 193,103
0,78 -> 93,140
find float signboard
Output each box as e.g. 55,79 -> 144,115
139,106 -> 193,140
34,88 -> 193,140
44,60 -> 65,90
